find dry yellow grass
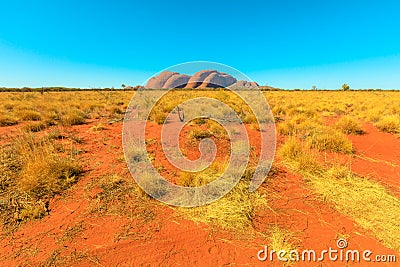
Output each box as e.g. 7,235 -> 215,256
335,116 -> 364,135
279,137 -> 322,174
175,159 -> 268,232
280,137 -> 400,252
265,91 -> 400,136
1,89 -> 400,246
0,91 -> 132,128
60,110 -> 86,126
22,121 -> 47,132
307,125 -> 353,154
267,225 -> 299,265
17,110 -> 42,121
374,115 -> 400,134
0,113 -> 17,126
178,178 -> 268,231
0,132 -> 82,229
278,114 -> 321,136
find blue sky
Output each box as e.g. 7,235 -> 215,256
0,0 -> 399,89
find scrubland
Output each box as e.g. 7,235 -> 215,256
1,89 -> 400,265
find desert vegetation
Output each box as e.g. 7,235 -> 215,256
1,89 -> 400,265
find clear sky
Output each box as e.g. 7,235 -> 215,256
0,0 -> 399,89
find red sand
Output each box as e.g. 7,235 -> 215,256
0,118 -> 399,266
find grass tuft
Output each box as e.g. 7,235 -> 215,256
374,115 -> 400,134
90,123 -> 106,131
279,137 -> 322,174
17,110 -> 42,121
0,133 -> 82,230
307,126 -> 353,154
335,116 -> 364,135
177,162 -> 268,232
61,110 -> 86,126
23,121 -> 47,132
280,138 -> 400,252
0,113 -> 18,127
268,226 -> 299,264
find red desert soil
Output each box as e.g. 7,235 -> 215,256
321,119 -> 400,196
0,119 -> 399,266
349,123 -> 400,190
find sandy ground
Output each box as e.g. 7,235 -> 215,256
0,118 -> 399,266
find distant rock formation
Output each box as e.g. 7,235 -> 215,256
185,70 -> 217,88
229,80 -> 259,89
162,74 -> 190,89
199,71 -> 237,88
145,70 -> 258,89
185,70 -> 237,88
146,71 -> 178,89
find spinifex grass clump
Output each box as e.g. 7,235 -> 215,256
267,226 -> 299,264
335,116 -> 365,135
277,114 -> 321,136
0,113 -> 17,127
279,137 -> 321,174
17,109 -> 42,121
0,132 -> 82,231
307,125 -> 353,154
279,138 -> 400,252
60,109 -> 86,126
374,115 -> 400,134
22,121 -> 47,132
177,161 -> 268,232
88,174 -> 156,220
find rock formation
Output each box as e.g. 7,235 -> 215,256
145,71 -> 178,89
162,74 -> 190,89
229,80 -> 259,89
145,70 -> 258,89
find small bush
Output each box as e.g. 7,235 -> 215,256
149,110 -> 167,125
335,116 -> 364,135
90,123 -> 106,131
23,122 -> 47,132
375,115 -> 400,134
61,110 -> 86,126
17,153 -> 82,198
0,113 -> 17,126
0,133 -> 82,230
188,129 -> 214,140
307,126 -> 353,154
17,110 -> 42,121
279,137 -> 321,174
110,106 -> 124,115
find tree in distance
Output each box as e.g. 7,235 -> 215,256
342,83 -> 350,91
